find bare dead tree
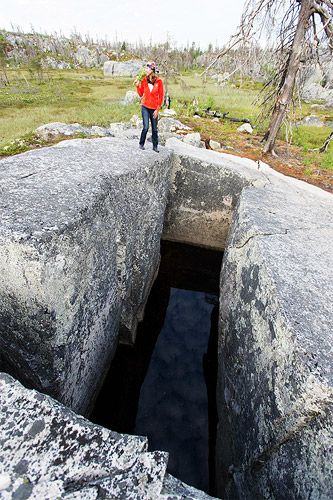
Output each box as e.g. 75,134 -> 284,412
261,0 -> 333,154
203,0 -> 333,155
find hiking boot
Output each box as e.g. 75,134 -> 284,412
139,145 -> 145,150
153,146 -> 159,153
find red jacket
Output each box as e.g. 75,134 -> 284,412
136,76 -> 164,111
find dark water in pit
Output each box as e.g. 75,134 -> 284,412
90,241 -> 223,495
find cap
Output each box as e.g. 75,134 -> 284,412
147,61 -> 159,73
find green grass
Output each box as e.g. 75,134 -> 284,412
169,75 -> 261,121
291,125 -> 333,171
292,125 -> 331,150
0,69 -> 139,147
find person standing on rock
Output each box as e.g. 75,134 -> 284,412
134,62 -> 164,153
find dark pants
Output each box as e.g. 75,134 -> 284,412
139,105 -> 158,148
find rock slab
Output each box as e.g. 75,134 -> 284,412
0,137 -> 173,415
216,179 -> 333,499
0,372 -> 169,499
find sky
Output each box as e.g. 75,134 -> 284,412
1,0 -> 245,49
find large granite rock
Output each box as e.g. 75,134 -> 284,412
74,47 -> 95,67
181,132 -> 202,148
300,62 -> 333,103
158,118 -> 192,133
298,115 -> 325,127
0,138 -> 173,415
122,90 -> 140,105
0,372 -> 168,499
103,60 -> 144,77
216,182 -> 333,498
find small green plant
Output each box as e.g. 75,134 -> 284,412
27,55 -> 45,83
304,167 -> 313,176
320,150 -> 333,170
205,95 -> 215,109
0,132 -> 45,156
136,67 -> 146,83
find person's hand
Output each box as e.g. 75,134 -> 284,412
134,79 -> 139,86
153,110 -> 159,119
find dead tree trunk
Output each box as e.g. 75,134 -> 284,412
263,0 -> 313,154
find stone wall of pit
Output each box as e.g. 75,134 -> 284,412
0,138 -> 173,415
163,139 -> 266,250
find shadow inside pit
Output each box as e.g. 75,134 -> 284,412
90,241 -> 223,496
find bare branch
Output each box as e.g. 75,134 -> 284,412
317,0 -> 333,10
200,0 -> 278,76
199,37 -> 243,75
314,7 -> 333,47
319,131 -> 333,152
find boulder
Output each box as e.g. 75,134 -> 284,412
0,138 -> 173,415
161,474 -> 217,499
0,371 -> 217,498
237,123 -> 253,134
108,121 -> 142,140
122,90 -> 140,105
323,60 -> 333,88
181,132 -> 202,148
301,63 -> 323,87
158,132 -> 179,146
217,184 -> 333,499
158,118 -> 192,134
74,46 -> 95,67
108,121 -> 132,133
99,54 -> 109,65
114,129 -> 142,141
130,114 -> 142,128
89,125 -> 110,137
103,60 -> 144,77
209,139 -> 221,150
35,123 -> 112,140
35,122 -> 91,141
42,57 -> 71,70
300,63 -> 333,102
160,109 -> 177,117
1,133 -> 332,500
163,138 -> 266,250
299,115 -> 325,127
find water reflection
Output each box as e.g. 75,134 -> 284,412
135,288 -> 217,492
90,241 -> 222,495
